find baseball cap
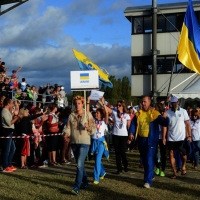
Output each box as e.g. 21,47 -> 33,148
170,96 -> 178,103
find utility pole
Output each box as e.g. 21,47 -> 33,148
152,0 -> 158,104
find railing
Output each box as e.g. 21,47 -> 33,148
0,90 -> 68,107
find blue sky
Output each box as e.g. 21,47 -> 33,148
0,0 -> 189,92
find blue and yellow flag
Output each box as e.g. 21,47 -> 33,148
80,73 -> 89,80
178,0 -> 200,74
72,49 -> 113,88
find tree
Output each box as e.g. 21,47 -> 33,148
67,76 -> 138,106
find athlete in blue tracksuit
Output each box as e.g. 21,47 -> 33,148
128,96 -> 169,188
90,108 -> 109,184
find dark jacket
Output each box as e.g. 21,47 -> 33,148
20,114 -> 43,135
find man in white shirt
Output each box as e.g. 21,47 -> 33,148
163,96 -> 192,179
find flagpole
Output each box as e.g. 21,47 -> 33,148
84,90 -> 86,122
152,0 -> 158,104
166,50 -> 178,97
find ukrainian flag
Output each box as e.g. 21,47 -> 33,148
178,0 -> 200,74
72,49 -> 113,88
80,73 -> 89,80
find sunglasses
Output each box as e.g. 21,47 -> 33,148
194,115 -> 198,117
117,104 -> 122,107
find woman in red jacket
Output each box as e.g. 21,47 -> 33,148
47,103 -> 60,165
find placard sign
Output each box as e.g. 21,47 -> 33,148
70,70 -> 99,91
90,90 -> 104,100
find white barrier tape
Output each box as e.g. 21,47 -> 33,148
0,133 -> 62,138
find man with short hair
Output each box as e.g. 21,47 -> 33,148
42,84 -> 54,104
129,96 -> 169,188
1,98 -> 21,172
163,96 -> 191,179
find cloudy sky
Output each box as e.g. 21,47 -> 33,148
0,0 -> 188,93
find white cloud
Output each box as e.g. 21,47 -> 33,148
0,4 -> 67,47
0,0 -> 132,93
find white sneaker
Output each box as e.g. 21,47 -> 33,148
144,183 -> 150,188
38,164 -> 48,168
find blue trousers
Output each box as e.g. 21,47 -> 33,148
138,137 -> 156,186
193,140 -> 200,167
93,140 -> 106,182
71,144 -> 90,190
2,134 -> 16,169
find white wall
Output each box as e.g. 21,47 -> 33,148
131,73 -> 199,96
131,32 -> 180,56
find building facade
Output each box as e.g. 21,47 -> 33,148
124,1 -> 200,97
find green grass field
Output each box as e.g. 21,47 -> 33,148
0,151 -> 200,200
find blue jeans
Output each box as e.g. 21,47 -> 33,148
138,137 -> 156,186
193,140 -> 200,167
71,144 -> 90,190
2,134 -> 16,169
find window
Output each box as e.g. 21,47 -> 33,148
157,57 -> 165,73
165,57 -> 175,72
132,57 -> 152,74
131,55 -> 187,74
176,13 -> 185,31
166,15 -> 176,31
132,14 -> 183,34
133,17 -> 143,34
157,15 -> 165,32
144,16 -> 152,33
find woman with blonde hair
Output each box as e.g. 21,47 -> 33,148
62,95 -> 96,195
19,107 -> 44,168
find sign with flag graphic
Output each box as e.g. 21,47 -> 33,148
70,70 -> 99,91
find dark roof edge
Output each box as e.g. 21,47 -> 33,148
124,1 -> 200,13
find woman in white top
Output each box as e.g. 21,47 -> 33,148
112,100 -> 130,174
190,110 -> 200,169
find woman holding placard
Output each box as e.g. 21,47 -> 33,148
87,96 -> 109,185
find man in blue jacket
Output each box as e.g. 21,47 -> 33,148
128,96 -> 169,188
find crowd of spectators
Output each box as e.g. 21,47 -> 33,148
0,59 -> 70,171
0,60 -> 68,109
0,59 -> 199,195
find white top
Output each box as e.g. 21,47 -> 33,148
57,97 -> 64,107
112,110 -> 130,136
166,107 -> 189,141
190,119 -> 200,141
92,120 -> 108,139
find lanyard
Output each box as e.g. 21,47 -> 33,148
96,120 -> 102,131
120,113 -> 124,122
